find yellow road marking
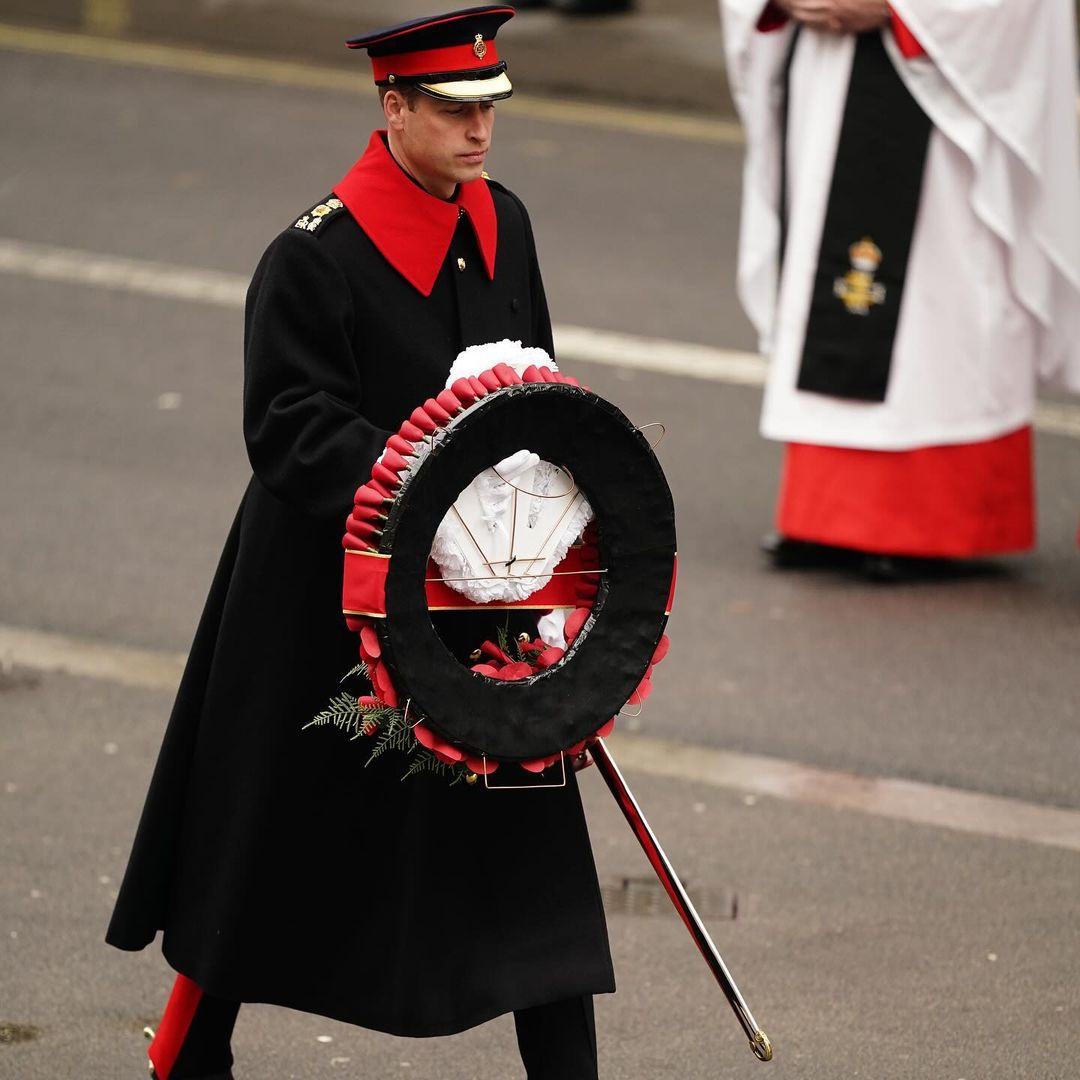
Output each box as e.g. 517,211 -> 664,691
0,20 -> 744,145
82,0 -> 131,36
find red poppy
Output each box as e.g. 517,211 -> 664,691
479,640 -> 514,665
651,635 -> 670,665
359,624 -> 381,661
626,678 -> 652,707
563,607 -> 590,644
492,661 -> 534,681
413,721 -> 465,763
520,753 -> 561,773
369,660 -> 399,707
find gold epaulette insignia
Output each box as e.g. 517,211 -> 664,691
294,196 -> 345,233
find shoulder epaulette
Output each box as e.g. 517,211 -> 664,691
292,195 -> 347,235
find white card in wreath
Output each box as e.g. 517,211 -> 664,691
431,449 -> 593,605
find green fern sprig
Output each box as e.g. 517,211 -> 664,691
305,693 -> 394,740
401,752 -> 465,785
308,669 -> 477,786
365,711 -> 414,765
303,693 -> 364,736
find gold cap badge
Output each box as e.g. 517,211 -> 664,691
473,33 -> 487,60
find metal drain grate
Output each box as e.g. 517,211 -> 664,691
0,1022 -> 43,1044
601,876 -> 737,919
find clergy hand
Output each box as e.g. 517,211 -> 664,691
781,0 -> 890,34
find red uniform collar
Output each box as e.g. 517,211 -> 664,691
334,131 -> 497,297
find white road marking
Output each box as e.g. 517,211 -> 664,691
609,734 -> 1080,854
553,324 -> 768,388
0,238 -> 247,307
0,624 -> 186,691
2,621 -> 1078,852
3,236 -> 1079,438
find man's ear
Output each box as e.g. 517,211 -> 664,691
383,90 -> 408,132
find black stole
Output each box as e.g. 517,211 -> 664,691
794,31 -> 932,402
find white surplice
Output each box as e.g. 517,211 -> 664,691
720,1 -> 1080,451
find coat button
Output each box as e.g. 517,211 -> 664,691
511,298 -> 520,313
457,257 -> 466,272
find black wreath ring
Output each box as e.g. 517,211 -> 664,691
343,365 -> 676,765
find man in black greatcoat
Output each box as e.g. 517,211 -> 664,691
106,9 -> 613,1078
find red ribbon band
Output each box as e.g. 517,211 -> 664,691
370,42 -> 500,82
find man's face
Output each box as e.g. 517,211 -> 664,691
386,92 -> 496,199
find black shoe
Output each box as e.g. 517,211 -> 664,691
860,554 -> 901,582
859,553 -> 1002,583
149,1071 -> 234,1080
551,0 -> 633,12
761,531 -> 856,569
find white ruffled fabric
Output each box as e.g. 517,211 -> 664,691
446,339 -> 558,385
430,342 -> 595,604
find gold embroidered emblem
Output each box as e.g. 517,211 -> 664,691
473,34 -> 487,60
834,237 -> 886,316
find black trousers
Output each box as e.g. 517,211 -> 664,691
161,990 -> 598,1079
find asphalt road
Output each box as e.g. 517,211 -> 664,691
2,32 -> 1079,1080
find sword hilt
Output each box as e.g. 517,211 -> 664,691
751,1030 -> 773,1062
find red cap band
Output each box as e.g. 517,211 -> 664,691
371,41 -> 499,82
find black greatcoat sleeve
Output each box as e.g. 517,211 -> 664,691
505,184 -> 555,360
243,228 -> 391,518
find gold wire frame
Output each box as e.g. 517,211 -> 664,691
483,751 -> 568,790
637,422 -> 667,451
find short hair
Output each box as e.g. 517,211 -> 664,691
379,84 -> 421,110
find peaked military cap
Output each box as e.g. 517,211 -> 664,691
347,6 -> 515,103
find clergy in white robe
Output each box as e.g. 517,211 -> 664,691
720,0 -> 1080,560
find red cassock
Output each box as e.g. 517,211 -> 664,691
776,428 -> 1034,558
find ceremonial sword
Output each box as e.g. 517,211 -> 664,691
590,737 -> 773,1063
